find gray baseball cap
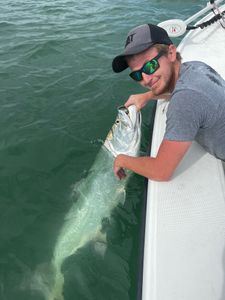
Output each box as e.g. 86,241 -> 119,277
112,23 -> 173,73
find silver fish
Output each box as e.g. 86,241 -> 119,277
104,105 -> 141,157
32,105 -> 141,300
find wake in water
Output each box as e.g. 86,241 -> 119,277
31,105 -> 141,300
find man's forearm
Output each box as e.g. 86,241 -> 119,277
114,140 -> 191,182
114,154 -> 173,182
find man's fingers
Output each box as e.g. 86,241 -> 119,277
114,166 -> 126,180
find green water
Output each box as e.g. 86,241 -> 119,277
0,0 -> 207,299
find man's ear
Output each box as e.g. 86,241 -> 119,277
168,44 -> 177,62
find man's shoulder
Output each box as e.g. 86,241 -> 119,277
175,60 -> 224,95
180,60 -> 223,81
180,60 -> 212,77
181,60 -> 210,68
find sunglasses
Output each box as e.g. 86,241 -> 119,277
129,51 -> 165,82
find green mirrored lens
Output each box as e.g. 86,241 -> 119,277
143,59 -> 159,75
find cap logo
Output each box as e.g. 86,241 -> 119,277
125,33 -> 136,47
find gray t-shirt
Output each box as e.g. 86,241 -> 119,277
164,61 -> 225,161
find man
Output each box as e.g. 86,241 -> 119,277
112,24 -> 225,181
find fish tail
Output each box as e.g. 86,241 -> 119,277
29,262 -> 65,300
47,271 -> 65,300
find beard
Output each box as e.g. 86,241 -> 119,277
150,64 -> 176,96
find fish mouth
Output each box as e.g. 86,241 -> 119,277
117,105 -> 129,114
117,105 -> 140,128
104,105 -> 141,157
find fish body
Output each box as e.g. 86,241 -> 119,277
33,105 -> 141,300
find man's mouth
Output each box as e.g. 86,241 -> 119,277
150,77 -> 160,88
145,76 -> 160,89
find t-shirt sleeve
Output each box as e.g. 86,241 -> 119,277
164,89 -> 209,141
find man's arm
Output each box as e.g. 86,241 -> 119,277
124,91 -> 171,110
114,139 -> 192,181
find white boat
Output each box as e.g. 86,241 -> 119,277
141,1 -> 225,299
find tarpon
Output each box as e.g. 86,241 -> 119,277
31,105 -> 141,300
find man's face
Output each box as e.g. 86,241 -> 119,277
127,45 -> 177,96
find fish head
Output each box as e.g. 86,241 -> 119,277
104,105 -> 141,157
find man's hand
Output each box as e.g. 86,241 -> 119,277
124,91 -> 171,110
113,154 -> 127,180
124,91 -> 153,110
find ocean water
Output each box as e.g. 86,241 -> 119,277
0,0 -> 208,299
